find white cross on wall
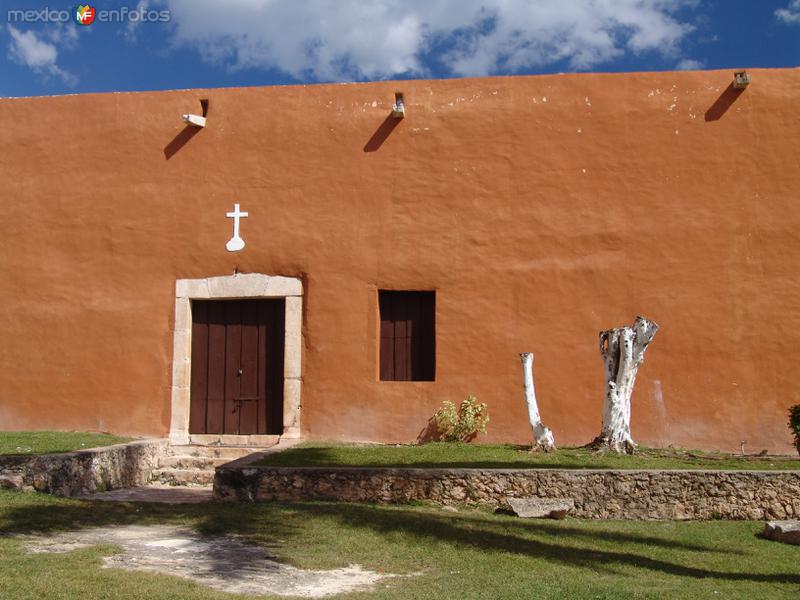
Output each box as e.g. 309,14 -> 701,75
225,203 -> 249,252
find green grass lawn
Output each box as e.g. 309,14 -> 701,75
256,442 -> 800,470
0,489 -> 798,599
0,432 -> 134,456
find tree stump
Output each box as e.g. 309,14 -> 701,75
520,353 -> 555,452
589,316 -> 659,454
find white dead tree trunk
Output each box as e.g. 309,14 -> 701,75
590,316 -> 660,454
520,353 -> 556,452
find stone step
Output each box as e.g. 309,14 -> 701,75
158,455 -> 230,469
151,468 -> 215,486
170,445 -> 268,460
80,484 -> 213,504
185,434 -> 282,448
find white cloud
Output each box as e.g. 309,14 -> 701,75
124,1 -> 152,42
158,0 -> 697,81
6,25 -> 77,85
675,58 -> 703,70
776,0 -> 800,24
46,24 -> 80,49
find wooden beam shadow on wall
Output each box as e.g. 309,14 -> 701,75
164,125 -> 201,159
364,114 -> 402,152
705,83 -> 745,122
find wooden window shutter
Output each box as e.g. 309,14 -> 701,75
379,291 -> 435,381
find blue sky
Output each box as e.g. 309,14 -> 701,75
1,1 -> 798,98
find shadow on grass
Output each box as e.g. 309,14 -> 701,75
507,519 -> 734,553
284,502 -> 799,585
0,492 -> 301,583
1,492 -> 795,586
0,494 -> 296,540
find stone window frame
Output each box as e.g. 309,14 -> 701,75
169,274 -> 302,445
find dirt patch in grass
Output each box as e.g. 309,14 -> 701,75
25,524 -> 398,597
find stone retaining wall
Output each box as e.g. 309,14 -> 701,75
214,465 -> 800,520
0,439 -> 170,496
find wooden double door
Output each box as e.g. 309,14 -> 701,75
189,299 -> 285,435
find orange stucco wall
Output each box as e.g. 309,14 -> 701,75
1,68 -> 799,453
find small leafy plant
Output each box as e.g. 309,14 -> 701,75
433,395 -> 489,442
789,404 -> 800,456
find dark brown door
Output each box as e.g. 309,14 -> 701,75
189,299 -> 285,435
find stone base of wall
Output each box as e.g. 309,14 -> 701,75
214,466 -> 800,520
0,439 -> 170,497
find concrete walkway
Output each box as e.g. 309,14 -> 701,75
79,483 -> 213,504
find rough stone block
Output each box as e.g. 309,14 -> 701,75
283,378 -> 302,429
152,467 -> 215,486
171,329 -> 192,363
265,276 -> 303,297
207,273 -> 265,298
282,427 -> 303,439
170,386 -> 190,430
505,497 -> 574,519
763,520 -> 800,545
0,474 -> 23,489
176,279 -> 210,299
168,431 -> 191,445
173,298 -> 191,331
284,296 -> 303,378
171,358 -> 191,389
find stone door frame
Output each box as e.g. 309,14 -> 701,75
169,274 -> 302,445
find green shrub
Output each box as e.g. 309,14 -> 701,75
433,396 -> 489,442
789,404 -> 800,456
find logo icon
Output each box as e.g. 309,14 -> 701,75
74,4 -> 96,25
